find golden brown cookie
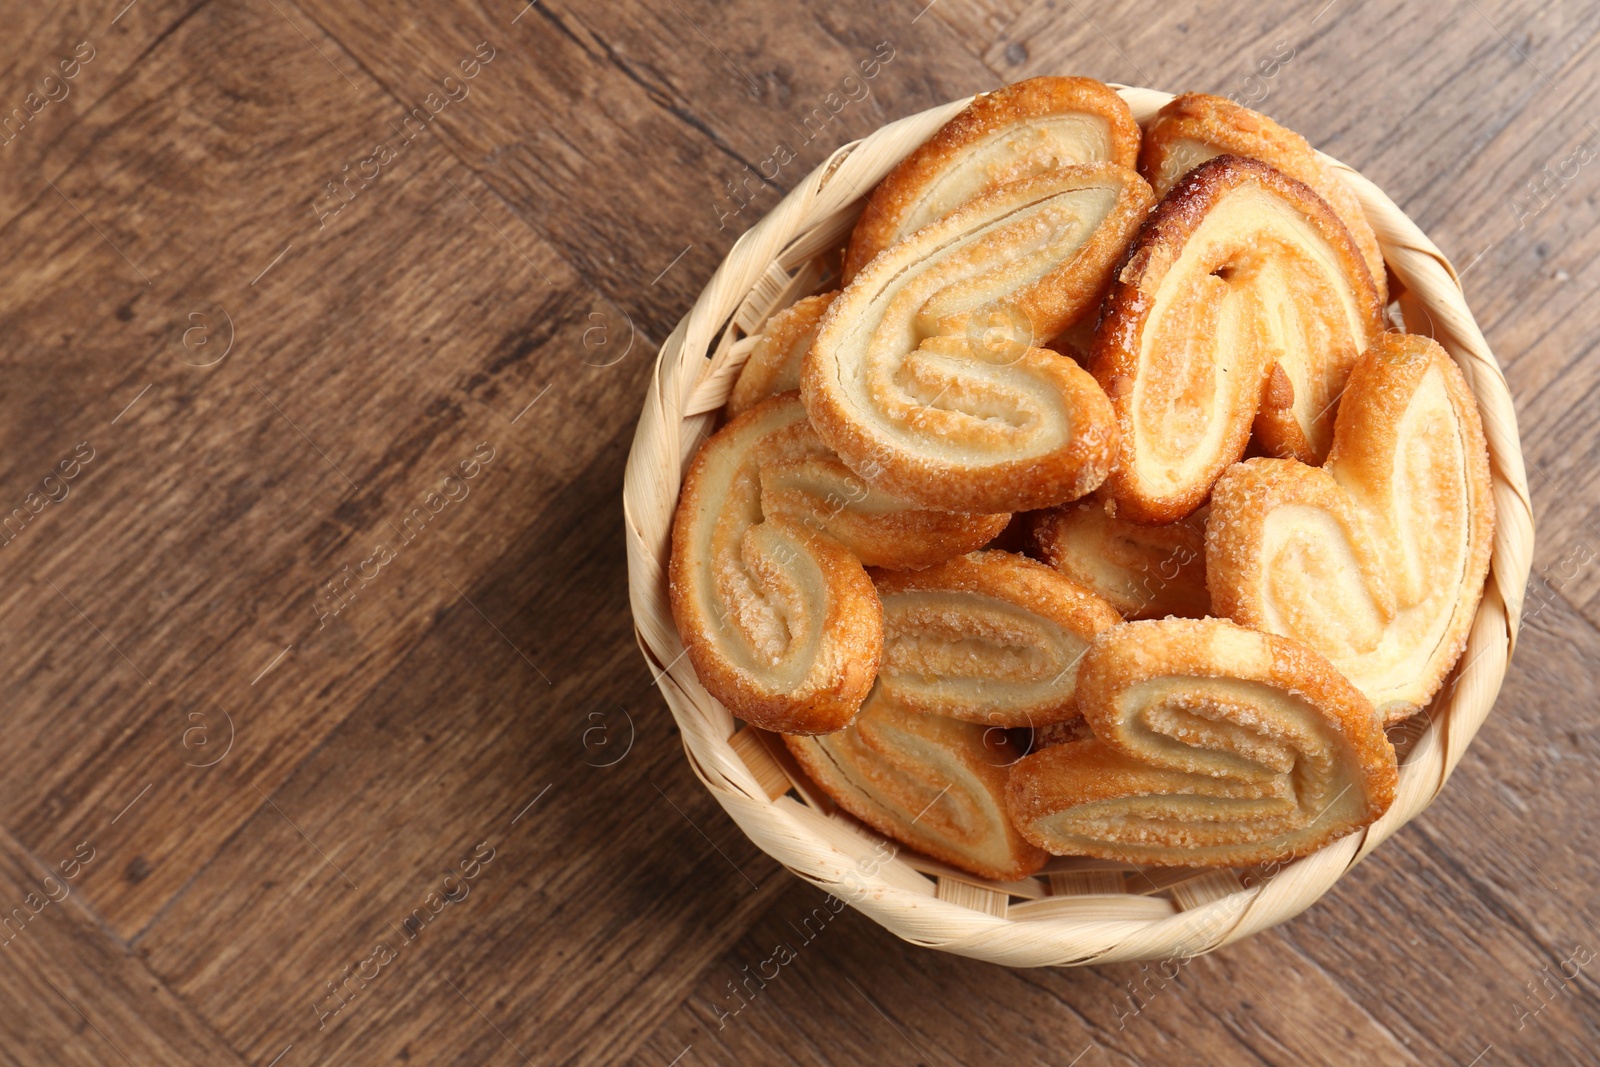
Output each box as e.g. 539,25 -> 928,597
806,165 -> 1152,514
1030,498 -> 1209,619
1006,618 -> 1398,866
727,292 -> 839,417
669,394 -> 1013,732
1090,156 -> 1384,524
1206,334 -> 1495,721
758,442 -> 1010,570
669,395 -> 881,734
873,550 -> 1122,728
1140,92 -> 1387,303
844,76 -> 1141,283
785,691 -> 1048,881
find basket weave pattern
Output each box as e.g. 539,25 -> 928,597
623,86 -> 1535,966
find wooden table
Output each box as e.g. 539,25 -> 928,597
0,0 -> 1593,1063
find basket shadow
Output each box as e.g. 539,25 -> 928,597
436,409 -> 791,937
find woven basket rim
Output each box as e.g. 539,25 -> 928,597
622,84 -> 1536,967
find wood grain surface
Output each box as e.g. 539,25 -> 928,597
0,0 -> 1594,1064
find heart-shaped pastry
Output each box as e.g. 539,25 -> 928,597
727,292 -> 838,417
1090,155 -> 1385,523
1205,333 -> 1495,720
874,550 -> 1122,728
785,690 -> 1048,881
843,76 -> 1141,283
805,165 -> 1152,513
670,395 -> 1009,733
1030,498 -> 1209,619
1006,618 -> 1398,866
1140,92 -> 1387,304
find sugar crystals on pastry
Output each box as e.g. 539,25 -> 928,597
757,432 -> 1010,571
1030,498 -> 1209,619
843,76 -> 1141,283
669,395 -> 881,734
1006,617 -> 1398,867
726,292 -> 838,417
1140,92 -> 1387,304
726,298 -> 1010,569
785,690 -> 1049,881
873,550 -> 1122,728
805,165 -> 1152,514
669,394 -> 1012,733
1205,333 -> 1495,721
1090,155 -> 1384,524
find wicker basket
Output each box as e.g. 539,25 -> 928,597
622,85 -> 1535,966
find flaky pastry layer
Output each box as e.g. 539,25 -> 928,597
1090,156 -> 1384,524
843,76 -> 1140,283
785,692 -> 1048,881
727,292 -> 838,417
669,396 -> 881,734
1140,93 -> 1387,304
669,395 -> 1013,732
1006,618 -> 1397,866
1206,334 -> 1495,720
758,448 -> 1009,571
805,165 -> 1152,514
873,550 -> 1122,728
1030,498 -> 1210,619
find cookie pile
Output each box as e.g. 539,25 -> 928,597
667,78 -> 1494,880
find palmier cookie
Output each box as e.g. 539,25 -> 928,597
805,165 -> 1152,514
785,691 -> 1048,881
1206,334 -> 1495,721
843,76 -> 1141,283
670,395 -> 880,733
754,401 -> 1009,571
1006,618 -> 1398,867
1030,498 -> 1209,619
1090,156 -> 1384,523
669,394 -> 1010,732
726,292 -> 838,417
1140,93 -> 1387,303
873,550 -> 1122,729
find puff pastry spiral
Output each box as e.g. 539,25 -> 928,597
785,691 -> 1048,881
1091,156 -> 1384,523
757,424 -> 1010,573
670,395 -> 881,734
670,394 -> 1014,733
1140,93 -> 1387,303
874,550 -> 1122,728
805,165 -> 1152,514
1006,618 -> 1398,866
843,76 -> 1141,282
1206,334 -> 1495,720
